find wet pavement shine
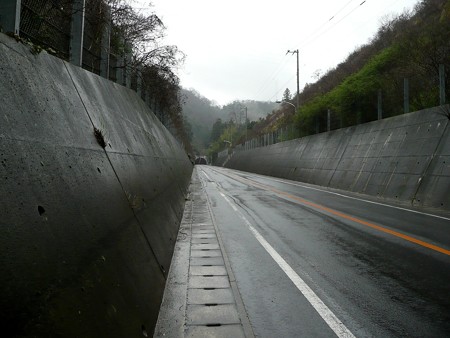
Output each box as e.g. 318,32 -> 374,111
155,166 -> 450,337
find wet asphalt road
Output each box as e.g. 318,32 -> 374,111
196,166 -> 450,338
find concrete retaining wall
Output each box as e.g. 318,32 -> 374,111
0,34 -> 193,337
225,106 -> 450,211
215,148 -> 230,167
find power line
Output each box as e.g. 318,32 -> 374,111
263,1 -> 368,102
328,0 -> 356,22
269,74 -> 296,102
268,0 -> 370,102
253,54 -> 292,99
298,0 -> 368,50
296,0 -> 357,49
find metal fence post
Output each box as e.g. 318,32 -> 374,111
116,55 -> 123,84
145,91 -> 151,107
137,64 -> 142,97
115,37 -> 125,85
439,64 -> 446,105
377,89 -> 382,120
327,109 -> 331,132
0,0 -> 21,35
404,78 -> 409,114
70,0 -> 86,67
100,6 -> 111,79
125,43 -> 132,88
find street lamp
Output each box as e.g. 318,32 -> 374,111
276,101 -> 297,142
276,100 -> 296,111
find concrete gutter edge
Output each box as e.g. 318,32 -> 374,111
154,167 -> 256,337
200,168 -> 256,338
153,177 -> 193,337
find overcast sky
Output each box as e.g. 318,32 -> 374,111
136,0 -> 420,105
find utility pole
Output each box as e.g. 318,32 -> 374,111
241,106 -> 248,144
287,49 -> 299,110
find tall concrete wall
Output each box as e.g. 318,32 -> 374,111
225,106 -> 450,211
0,33 -> 193,337
215,148 -> 230,167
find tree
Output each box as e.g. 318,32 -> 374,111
282,88 -> 292,101
210,119 -> 225,143
105,0 -> 192,152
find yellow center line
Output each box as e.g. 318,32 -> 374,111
220,169 -> 450,257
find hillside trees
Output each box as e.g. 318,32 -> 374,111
180,89 -> 223,153
211,119 -> 226,143
181,87 -> 277,154
216,0 -> 449,151
294,0 -> 449,134
104,0 -> 191,152
397,1 -> 450,109
282,88 -> 292,101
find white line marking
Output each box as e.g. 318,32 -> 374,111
215,168 -> 450,221
268,177 -> 450,221
201,170 -> 212,181
219,192 -> 355,338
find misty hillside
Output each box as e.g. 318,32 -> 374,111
181,88 -> 278,153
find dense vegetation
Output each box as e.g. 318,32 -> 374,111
101,0 -> 192,152
295,0 -> 450,134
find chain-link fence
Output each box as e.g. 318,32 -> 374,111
20,0 -> 71,59
2,0 -> 173,128
234,65 -> 447,153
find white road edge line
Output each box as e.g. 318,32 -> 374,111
202,171 -> 212,181
269,177 -> 450,221
219,191 -> 356,338
216,168 -> 450,221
